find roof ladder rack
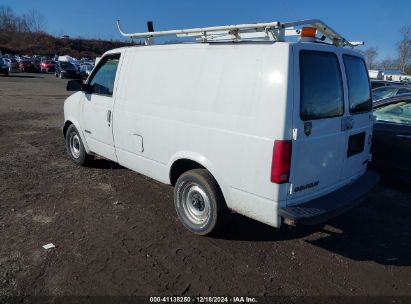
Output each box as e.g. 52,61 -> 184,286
116,19 -> 364,47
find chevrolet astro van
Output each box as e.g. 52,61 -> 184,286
63,20 -> 379,235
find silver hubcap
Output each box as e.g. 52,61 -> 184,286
182,183 -> 211,225
69,134 -> 81,159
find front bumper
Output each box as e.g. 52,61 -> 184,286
279,171 -> 380,225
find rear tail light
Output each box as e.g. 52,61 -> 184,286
271,140 -> 292,184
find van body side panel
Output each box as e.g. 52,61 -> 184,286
113,43 -> 291,225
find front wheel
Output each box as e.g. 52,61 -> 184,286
65,124 -> 93,166
174,169 -> 227,235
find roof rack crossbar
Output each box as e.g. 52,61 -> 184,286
116,19 -> 363,47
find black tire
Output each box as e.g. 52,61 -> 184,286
65,124 -> 93,166
174,169 -> 227,235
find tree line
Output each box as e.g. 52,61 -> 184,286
0,5 -> 135,58
363,25 -> 411,74
0,5 -> 46,33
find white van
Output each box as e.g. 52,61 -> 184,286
63,20 -> 379,235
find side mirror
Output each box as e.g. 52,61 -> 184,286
66,79 -> 93,94
66,79 -> 83,91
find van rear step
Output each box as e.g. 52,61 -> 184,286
279,171 -> 380,225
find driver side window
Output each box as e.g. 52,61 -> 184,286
88,54 -> 120,96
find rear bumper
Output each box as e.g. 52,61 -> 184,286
279,171 -> 380,225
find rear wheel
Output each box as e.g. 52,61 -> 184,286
65,124 -> 93,166
174,169 -> 227,235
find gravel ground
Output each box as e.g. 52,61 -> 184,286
0,73 -> 410,299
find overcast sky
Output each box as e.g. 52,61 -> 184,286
3,0 -> 411,60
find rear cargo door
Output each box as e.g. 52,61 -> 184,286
288,47 -> 346,201
340,54 -> 373,181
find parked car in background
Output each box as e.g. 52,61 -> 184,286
79,63 -> 94,78
370,80 -> 404,89
19,60 -> 37,72
0,58 -> 9,76
372,85 -> 411,101
31,58 -> 41,71
40,60 -> 56,72
2,58 -> 19,72
55,61 -> 81,79
371,94 -> 411,181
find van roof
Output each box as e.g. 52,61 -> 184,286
116,19 -> 364,48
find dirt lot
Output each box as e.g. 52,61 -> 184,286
0,73 -> 411,299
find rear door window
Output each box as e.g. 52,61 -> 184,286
300,51 -> 344,120
343,55 -> 372,113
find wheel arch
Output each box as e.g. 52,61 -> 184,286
168,152 -> 231,208
62,118 -> 91,154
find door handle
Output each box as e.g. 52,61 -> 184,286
107,110 -> 111,126
341,116 -> 354,131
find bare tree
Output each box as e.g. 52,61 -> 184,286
397,25 -> 411,73
363,47 -> 378,70
15,16 -> 29,32
24,9 -> 46,33
379,57 -> 398,70
0,5 -> 17,32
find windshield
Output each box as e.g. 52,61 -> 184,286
372,87 -> 396,101
374,100 -> 411,125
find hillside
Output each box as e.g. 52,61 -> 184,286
0,30 -> 137,58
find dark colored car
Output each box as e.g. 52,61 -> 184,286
19,60 -> 37,72
372,85 -> 411,101
31,59 -> 41,71
371,94 -> 411,181
371,80 -> 407,89
0,58 -> 9,76
55,61 -> 81,79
